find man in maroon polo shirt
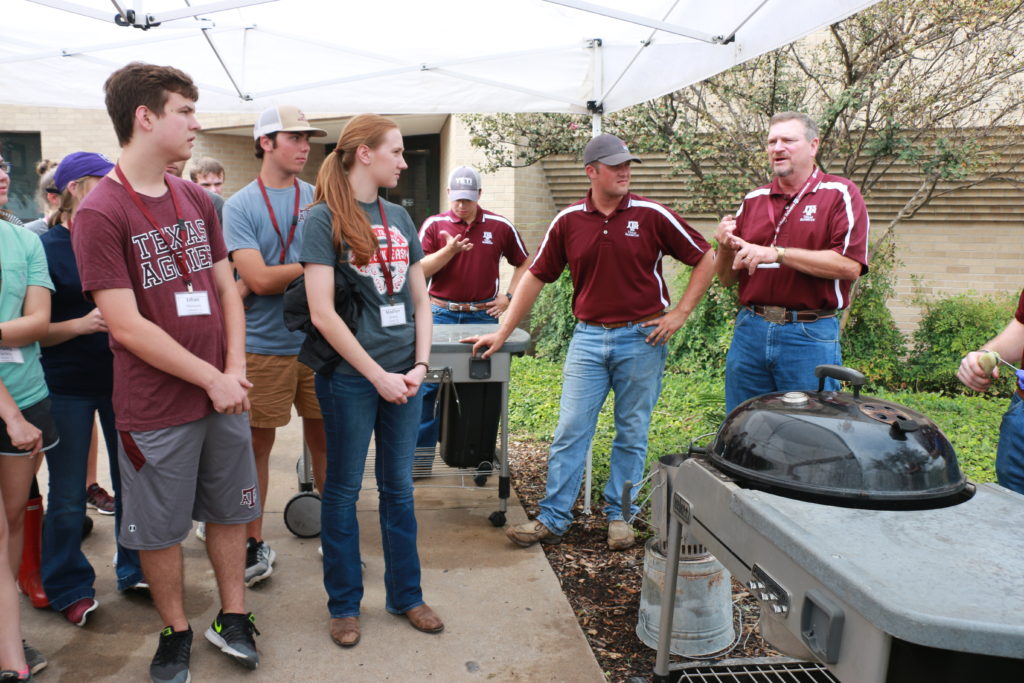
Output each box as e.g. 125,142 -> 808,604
715,111 -> 869,413
416,167 -> 530,451
468,134 -> 715,550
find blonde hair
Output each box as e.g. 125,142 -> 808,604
313,114 -> 398,266
50,175 -> 94,228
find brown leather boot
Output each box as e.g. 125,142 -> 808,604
18,493 -> 49,609
330,617 -> 360,647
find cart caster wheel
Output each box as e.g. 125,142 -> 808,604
474,461 -> 493,487
488,511 -> 506,527
284,491 -> 321,538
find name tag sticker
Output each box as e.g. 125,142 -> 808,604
380,303 -> 406,327
0,347 -> 25,364
175,290 -> 212,317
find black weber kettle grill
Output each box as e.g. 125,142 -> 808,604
654,366 -> 1024,682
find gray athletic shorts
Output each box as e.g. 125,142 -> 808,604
117,412 -> 260,550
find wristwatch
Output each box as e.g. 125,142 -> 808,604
775,246 -> 786,264
505,291 -> 513,301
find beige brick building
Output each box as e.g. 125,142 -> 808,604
3,105 -> 1022,334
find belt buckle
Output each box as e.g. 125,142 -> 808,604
762,305 -> 788,324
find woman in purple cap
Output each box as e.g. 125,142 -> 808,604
37,152 -> 145,629
0,144 -> 57,681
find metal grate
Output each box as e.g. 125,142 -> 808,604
644,657 -> 839,683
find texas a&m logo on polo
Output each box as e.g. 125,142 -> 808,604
240,486 -> 257,508
625,220 -> 640,238
800,205 -> 817,222
482,231 -> 494,245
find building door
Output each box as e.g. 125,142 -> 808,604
0,132 -> 43,222
381,134 -> 440,229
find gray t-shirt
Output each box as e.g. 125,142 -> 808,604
224,178 -> 314,355
300,197 -> 424,376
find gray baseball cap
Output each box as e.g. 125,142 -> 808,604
448,166 -> 482,201
583,133 -> 642,166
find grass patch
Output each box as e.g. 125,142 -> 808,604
508,356 -> 1002,498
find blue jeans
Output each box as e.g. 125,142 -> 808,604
41,393 -> 143,609
996,394 -> 1024,495
316,372 -> 425,618
724,308 -> 841,414
416,306 -> 498,449
537,322 -> 668,536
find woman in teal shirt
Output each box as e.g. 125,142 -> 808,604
0,149 -> 57,681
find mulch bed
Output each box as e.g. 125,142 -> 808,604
508,440 -> 778,681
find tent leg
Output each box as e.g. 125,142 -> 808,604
591,112 -> 602,136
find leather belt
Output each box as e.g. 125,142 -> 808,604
747,305 -> 837,324
580,310 -> 665,329
430,296 -> 491,312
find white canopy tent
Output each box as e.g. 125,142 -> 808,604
1,0 -> 882,120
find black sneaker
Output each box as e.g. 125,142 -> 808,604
244,537 -> 274,587
21,641 -> 45,675
205,610 -> 260,670
0,671 -> 32,682
150,625 -> 192,683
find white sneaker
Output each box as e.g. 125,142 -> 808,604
196,522 -> 206,542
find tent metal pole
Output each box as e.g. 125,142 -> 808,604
589,37 -> 603,136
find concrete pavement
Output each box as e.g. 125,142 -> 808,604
23,416 -> 605,681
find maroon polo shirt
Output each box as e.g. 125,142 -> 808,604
530,191 -> 709,324
419,207 -> 529,302
733,168 -> 869,310
1014,290 -> 1024,367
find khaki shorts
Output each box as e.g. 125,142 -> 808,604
246,352 -> 322,428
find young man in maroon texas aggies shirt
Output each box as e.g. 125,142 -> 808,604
468,134 -> 715,551
715,111 -> 869,413
72,62 -> 261,683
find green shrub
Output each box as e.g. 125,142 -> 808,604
665,272 -> 738,377
905,290 -> 1016,395
841,242 -> 908,387
528,271 -> 575,361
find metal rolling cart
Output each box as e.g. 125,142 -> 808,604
416,324 -> 530,527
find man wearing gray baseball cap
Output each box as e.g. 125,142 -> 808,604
467,133 -> 715,550
415,166 -> 531,461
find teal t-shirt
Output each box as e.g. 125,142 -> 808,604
0,220 -> 55,409
224,179 -> 315,355
299,198 -> 424,376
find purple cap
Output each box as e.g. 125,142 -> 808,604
53,152 -> 114,193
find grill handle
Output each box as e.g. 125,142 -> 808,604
815,364 -> 866,398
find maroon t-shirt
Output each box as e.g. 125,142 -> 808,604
530,192 -> 709,324
72,175 -> 228,432
419,208 -> 529,302
733,168 -> 869,310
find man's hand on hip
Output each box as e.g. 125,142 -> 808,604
484,294 -> 510,317
643,309 -> 688,346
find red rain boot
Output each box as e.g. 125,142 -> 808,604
17,493 -> 49,609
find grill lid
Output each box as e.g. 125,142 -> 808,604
708,366 -> 971,509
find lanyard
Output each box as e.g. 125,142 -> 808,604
115,163 -> 193,292
256,176 -> 301,264
765,168 -> 818,247
374,198 -> 395,299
